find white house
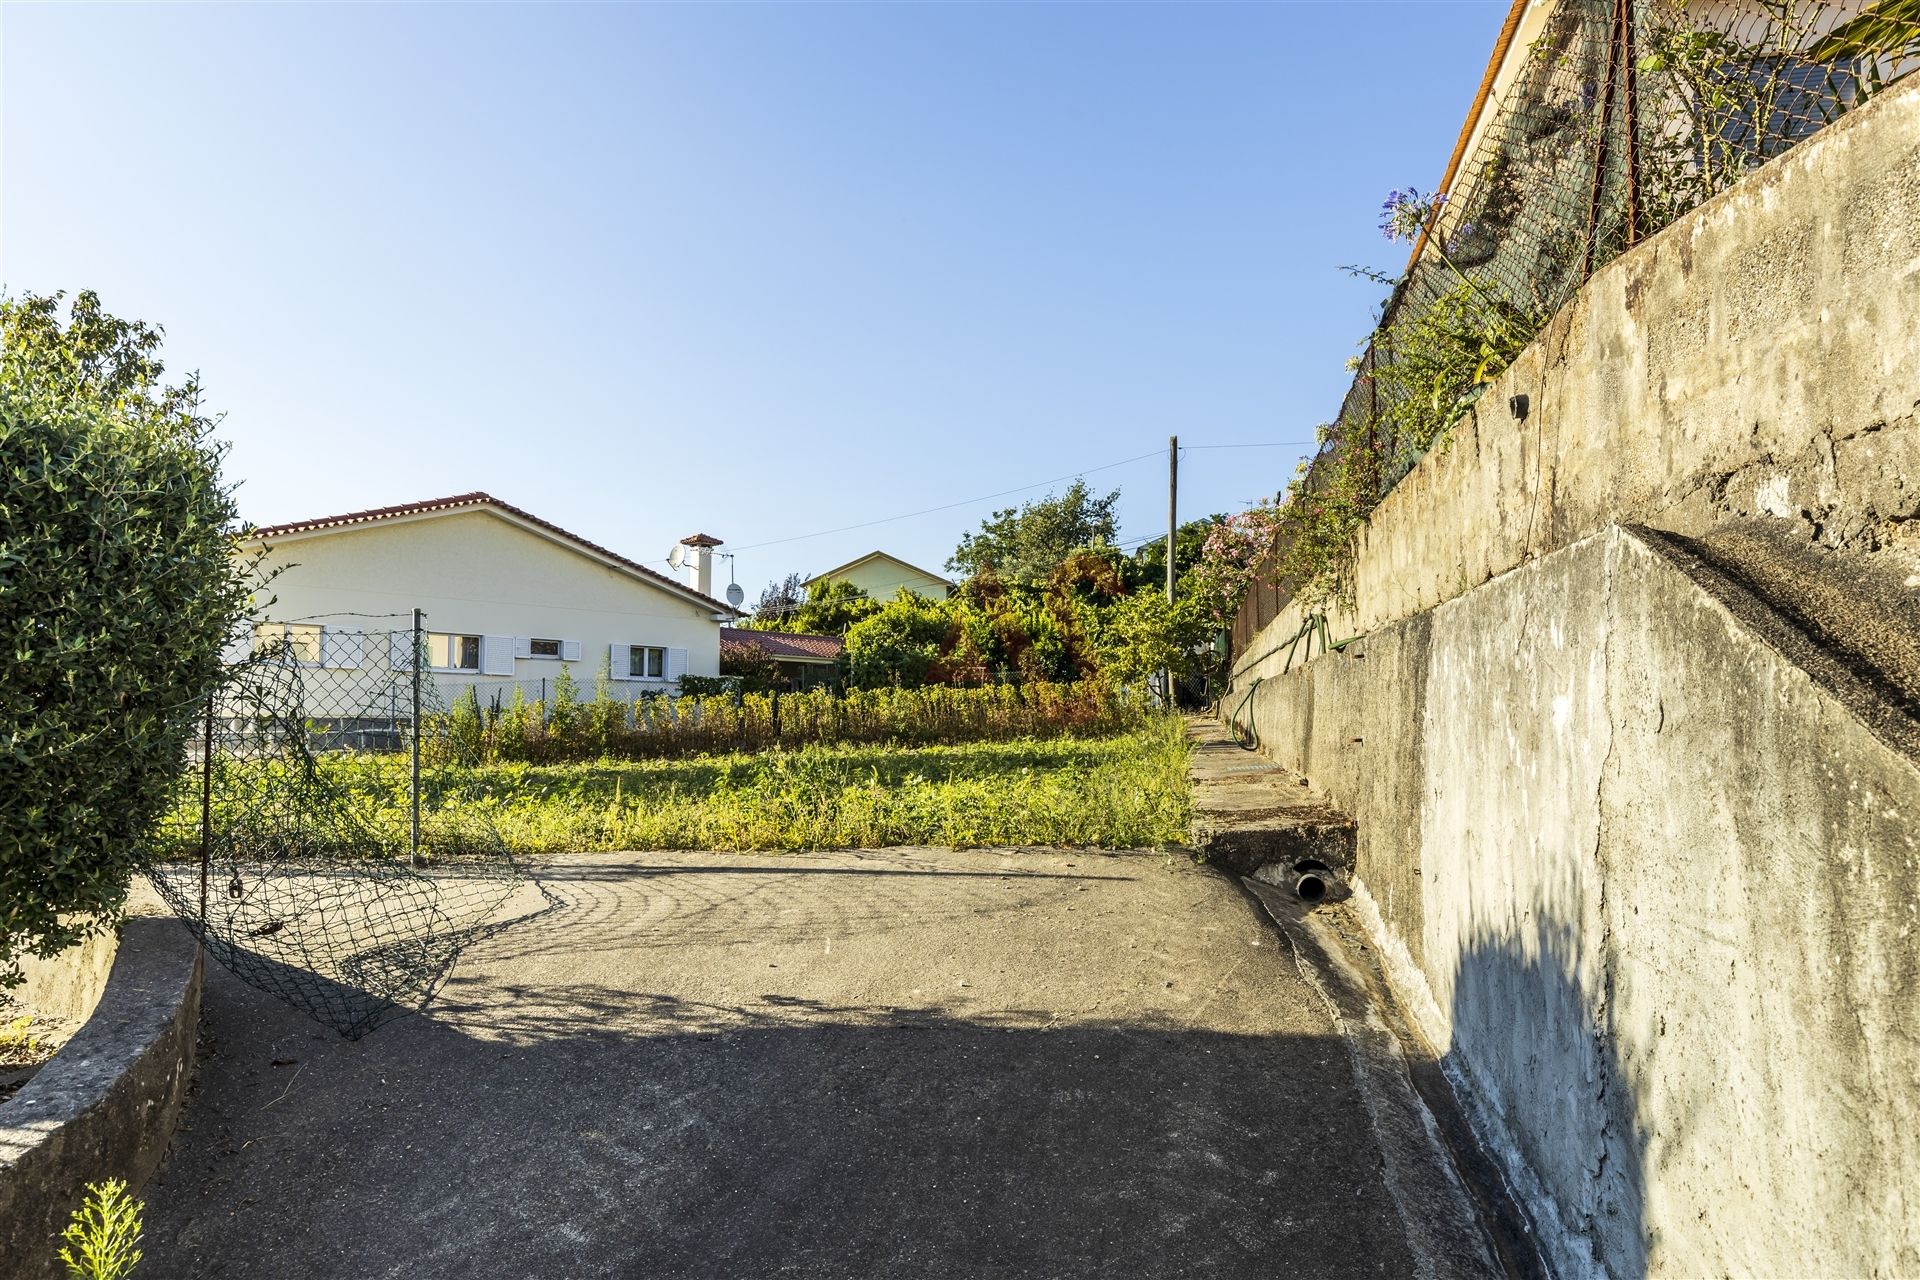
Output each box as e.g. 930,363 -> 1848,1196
241,492 -> 737,701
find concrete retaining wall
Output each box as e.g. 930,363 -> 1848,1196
1230,525 -> 1920,1278
0,918 -> 201,1279
1237,72 -> 1920,671
9,929 -> 118,1030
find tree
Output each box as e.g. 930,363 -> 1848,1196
1126,515 -> 1224,594
947,480 -> 1121,585
1,291 -> 253,984
775,577 -> 884,635
1095,589 -> 1212,689
747,572 -> 806,627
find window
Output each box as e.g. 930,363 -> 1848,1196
428,633 -> 482,671
254,622 -> 323,665
529,638 -> 562,658
629,645 -> 666,679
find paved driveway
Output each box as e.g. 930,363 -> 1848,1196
141,849 -> 1460,1279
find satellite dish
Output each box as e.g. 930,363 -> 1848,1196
725,582 -> 746,608
667,545 -> 686,570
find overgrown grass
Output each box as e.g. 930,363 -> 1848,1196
318,717 -> 1192,855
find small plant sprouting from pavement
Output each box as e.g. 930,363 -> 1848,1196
58,1179 -> 144,1280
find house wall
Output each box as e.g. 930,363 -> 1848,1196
818,558 -> 951,601
247,510 -> 723,695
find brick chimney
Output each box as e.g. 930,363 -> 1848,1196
679,533 -> 724,598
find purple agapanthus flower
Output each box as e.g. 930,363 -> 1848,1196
1379,187 -> 1446,243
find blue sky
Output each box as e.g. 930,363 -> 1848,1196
2,1 -> 1501,598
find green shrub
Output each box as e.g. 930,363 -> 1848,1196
0,291 -> 250,985
843,594 -> 954,688
412,680 -> 1148,767
58,1178 -> 144,1280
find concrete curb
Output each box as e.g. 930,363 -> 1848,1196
1243,881 -> 1514,1280
0,918 -> 201,1278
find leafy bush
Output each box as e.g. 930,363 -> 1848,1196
0,292 -> 250,984
717,636 -> 788,692
843,594 -> 955,687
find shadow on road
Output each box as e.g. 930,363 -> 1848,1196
137,852 -> 1434,1280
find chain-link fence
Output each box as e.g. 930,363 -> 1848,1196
144,613 -> 534,1038
1230,0 -> 1918,659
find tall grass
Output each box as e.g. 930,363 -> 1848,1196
325,717 -> 1192,855
434,679 -> 1150,766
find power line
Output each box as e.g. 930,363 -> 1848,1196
1180,441 -> 1319,451
633,440 -> 1307,577
721,449 -> 1165,556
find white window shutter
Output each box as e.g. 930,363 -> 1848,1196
513,636 -> 533,659
322,628 -> 363,670
609,643 -> 630,680
390,632 -> 415,671
666,647 -> 688,682
562,639 -> 582,662
481,636 -> 516,677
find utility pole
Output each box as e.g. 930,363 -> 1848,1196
1164,434 -> 1178,707
1166,435 -> 1179,604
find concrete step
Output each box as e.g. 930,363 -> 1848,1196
1186,718 -> 1356,889
1649,520 -> 1920,755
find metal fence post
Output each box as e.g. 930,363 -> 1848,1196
1584,0 -> 1628,278
198,694 -> 214,931
1620,0 -> 1641,248
411,607 -> 423,868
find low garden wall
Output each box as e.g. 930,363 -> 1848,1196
0,918 -> 201,1279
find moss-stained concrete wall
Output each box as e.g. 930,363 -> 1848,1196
1231,526 -> 1920,1278
1237,72 -> 1920,670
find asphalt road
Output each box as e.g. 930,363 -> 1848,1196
140,848 -> 1475,1279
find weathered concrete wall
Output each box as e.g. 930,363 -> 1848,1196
0,919 -> 201,1279
9,928 -> 117,1028
1229,525 -> 1920,1278
1236,72 -> 1920,673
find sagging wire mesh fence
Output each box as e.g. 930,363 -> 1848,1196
1230,0 -> 1919,657
143,614 -> 535,1038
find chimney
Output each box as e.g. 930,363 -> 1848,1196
679,533 -> 724,598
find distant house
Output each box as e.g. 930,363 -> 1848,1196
242,492 -> 738,699
805,551 -> 954,602
720,627 -> 843,691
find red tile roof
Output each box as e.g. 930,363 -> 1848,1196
246,491 -> 738,613
721,627 -> 844,662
